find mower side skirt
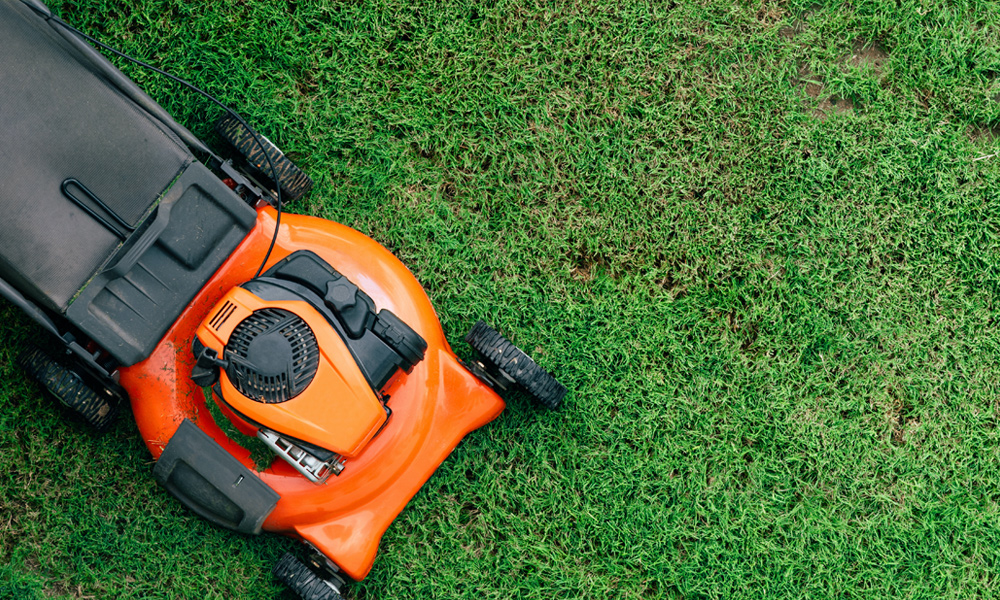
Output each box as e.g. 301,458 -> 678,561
154,418 -> 280,535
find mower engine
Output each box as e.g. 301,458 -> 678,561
190,250 -> 427,483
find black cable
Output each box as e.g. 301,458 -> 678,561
23,2 -> 283,278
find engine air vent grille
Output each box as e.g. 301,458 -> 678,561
225,308 -> 319,403
209,300 -> 237,330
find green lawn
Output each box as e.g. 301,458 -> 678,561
4,0 -> 1000,598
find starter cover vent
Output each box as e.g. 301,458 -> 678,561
225,308 -> 319,403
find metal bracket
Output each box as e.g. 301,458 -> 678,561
462,357 -> 515,393
217,158 -> 276,206
257,428 -> 344,484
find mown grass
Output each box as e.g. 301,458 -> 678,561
4,0 -> 1000,598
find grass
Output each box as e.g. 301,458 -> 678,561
4,0 -> 1000,598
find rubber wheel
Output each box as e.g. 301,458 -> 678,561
17,346 -> 121,430
274,553 -> 346,600
465,321 -> 567,409
215,113 -> 314,202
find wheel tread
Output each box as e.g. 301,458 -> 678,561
17,346 -> 120,430
465,321 -> 567,409
216,114 -> 314,202
273,553 -> 345,600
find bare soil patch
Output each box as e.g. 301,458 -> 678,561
850,40 -> 889,73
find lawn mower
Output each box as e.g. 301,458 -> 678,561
2,2 -> 567,598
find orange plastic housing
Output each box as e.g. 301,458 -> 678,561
117,206 -> 506,581
195,286 -> 387,457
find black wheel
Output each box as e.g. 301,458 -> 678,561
215,113 -> 314,202
465,320 -> 567,409
274,553 -> 346,600
17,346 -> 122,430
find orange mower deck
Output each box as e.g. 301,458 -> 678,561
117,206 -> 506,581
